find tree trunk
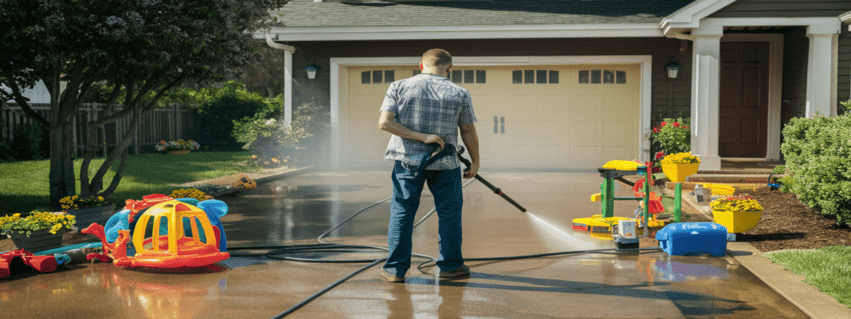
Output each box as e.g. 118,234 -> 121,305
49,121 -> 76,210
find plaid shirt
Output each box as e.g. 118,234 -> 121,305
380,73 -> 477,170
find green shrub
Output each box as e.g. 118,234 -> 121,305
0,139 -> 14,162
780,113 -> 851,226
11,122 -> 49,160
194,81 -> 283,151
650,116 -> 691,154
232,101 -> 325,166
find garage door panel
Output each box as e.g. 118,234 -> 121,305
537,121 -> 561,137
536,95 -> 564,113
503,144 -> 533,162
603,95 -> 631,114
509,120 -> 536,138
572,145 -> 601,167
347,64 -> 639,169
536,145 -> 560,162
602,145 -> 630,162
574,95 -> 601,113
603,121 -> 631,139
350,119 -> 380,136
574,121 -> 598,139
350,94 -> 384,119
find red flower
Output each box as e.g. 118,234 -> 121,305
654,151 -> 665,160
683,126 -> 689,129
661,121 -> 667,126
652,128 -> 659,133
673,122 -> 680,127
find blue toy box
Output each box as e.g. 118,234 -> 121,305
655,222 -> 728,257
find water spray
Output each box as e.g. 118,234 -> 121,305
456,146 -> 527,213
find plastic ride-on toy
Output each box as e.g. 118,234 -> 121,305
83,199 -> 229,268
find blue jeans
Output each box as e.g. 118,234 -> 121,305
384,157 -> 464,276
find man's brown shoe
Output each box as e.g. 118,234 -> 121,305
439,265 -> 470,279
381,269 -> 405,283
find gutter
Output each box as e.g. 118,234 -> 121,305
265,35 -> 295,127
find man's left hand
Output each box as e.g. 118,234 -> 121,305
463,162 -> 479,179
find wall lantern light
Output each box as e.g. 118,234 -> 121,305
305,60 -> 320,80
665,59 -> 682,79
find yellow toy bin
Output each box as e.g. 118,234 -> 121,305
711,210 -> 762,233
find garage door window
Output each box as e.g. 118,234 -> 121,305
513,70 -> 559,84
579,70 -> 627,84
361,70 -> 395,84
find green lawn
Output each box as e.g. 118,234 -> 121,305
0,151 -> 261,214
765,246 -> 851,308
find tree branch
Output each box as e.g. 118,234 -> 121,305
5,80 -> 50,128
99,148 -> 128,198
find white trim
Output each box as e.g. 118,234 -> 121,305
702,17 -> 842,34
661,0 -> 736,32
329,55 -> 654,169
265,23 -> 664,42
721,33 -> 784,161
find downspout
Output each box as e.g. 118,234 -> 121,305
265,34 -> 296,127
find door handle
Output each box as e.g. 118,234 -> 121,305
493,116 -> 498,134
501,116 -> 505,134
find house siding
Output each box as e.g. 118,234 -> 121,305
782,27 -> 809,126
710,0 -> 851,18
839,25 -> 850,113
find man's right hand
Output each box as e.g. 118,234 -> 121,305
422,134 -> 445,150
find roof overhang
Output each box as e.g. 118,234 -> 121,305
841,10 -> 851,31
660,0 -> 736,36
259,23 -> 664,42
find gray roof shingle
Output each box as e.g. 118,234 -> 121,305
274,0 -> 696,27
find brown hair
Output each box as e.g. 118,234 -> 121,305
421,48 -> 452,67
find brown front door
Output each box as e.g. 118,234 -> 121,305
719,42 -> 770,157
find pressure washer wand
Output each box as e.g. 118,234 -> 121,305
457,146 -> 527,213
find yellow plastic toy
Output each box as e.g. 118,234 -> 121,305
700,183 -> 736,196
117,200 -> 230,268
571,214 -> 645,236
601,160 -> 642,171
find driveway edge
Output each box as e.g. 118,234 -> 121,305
727,242 -> 851,319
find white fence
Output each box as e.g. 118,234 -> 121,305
1,103 -> 194,157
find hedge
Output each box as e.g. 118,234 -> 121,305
781,112 -> 851,227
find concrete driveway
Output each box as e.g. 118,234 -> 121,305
0,171 -> 808,318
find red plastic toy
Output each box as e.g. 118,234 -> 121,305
0,249 -> 59,279
83,200 -> 228,268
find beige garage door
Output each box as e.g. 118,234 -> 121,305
345,65 -> 640,170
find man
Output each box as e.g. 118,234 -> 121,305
378,48 -> 480,282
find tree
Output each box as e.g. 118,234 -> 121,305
0,0 -> 285,210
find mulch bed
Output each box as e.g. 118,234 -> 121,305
738,189 -> 851,252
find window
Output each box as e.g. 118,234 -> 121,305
361,70 -> 395,84
579,69 -> 628,85
476,70 -> 486,83
536,70 -> 547,84
524,70 -> 534,84
448,69 -> 487,83
549,71 -> 559,84
513,70 -> 560,84
451,70 -> 462,83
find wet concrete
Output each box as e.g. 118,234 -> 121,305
0,171 -> 808,318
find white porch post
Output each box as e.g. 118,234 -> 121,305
690,27 -> 723,170
806,28 -> 840,117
